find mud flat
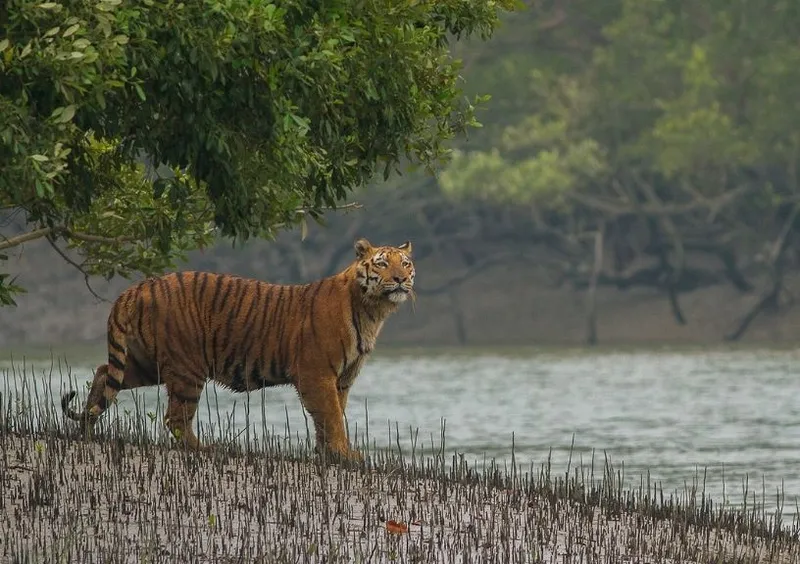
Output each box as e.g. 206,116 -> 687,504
1,361 -> 798,563
1,418 -> 798,564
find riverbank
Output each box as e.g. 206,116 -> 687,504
2,425 -> 799,563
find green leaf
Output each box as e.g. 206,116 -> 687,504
31,154 -> 49,162
134,83 -> 146,101
63,24 -> 81,38
56,105 -> 77,123
153,178 -> 169,199
96,1 -> 118,12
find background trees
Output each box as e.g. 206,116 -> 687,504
440,0 -> 800,341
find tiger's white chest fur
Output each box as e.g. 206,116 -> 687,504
340,313 -> 385,386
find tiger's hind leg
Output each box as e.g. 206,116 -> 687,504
62,359 -> 159,436
80,331 -> 129,424
61,364 -> 109,434
120,357 -> 161,390
163,377 -> 205,450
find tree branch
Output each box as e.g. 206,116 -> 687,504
416,208 -> 468,344
60,229 -> 135,246
321,217 -> 366,276
0,227 -> 53,251
585,225 -> 604,346
568,185 -> 750,218
571,264 -> 721,292
416,252 -> 558,296
0,226 -> 138,251
293,201 -> 363,216
725,204 -> 800,341
535,0 -> 568,31
645,239 -> 754,292
45,236 -> 110,304
638,180 -> 687,325
1,202 -> 362,252
724,288 -> 778,342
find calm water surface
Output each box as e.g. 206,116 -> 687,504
2,345 -> 799,515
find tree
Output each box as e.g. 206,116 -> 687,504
440,0 -> 800,343
0,0 -> 516,305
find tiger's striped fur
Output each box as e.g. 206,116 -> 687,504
61,238 -> 415,460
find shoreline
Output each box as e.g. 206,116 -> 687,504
2,427 -> 799,563
8,250 -> 800,348
4,338 -> 800,363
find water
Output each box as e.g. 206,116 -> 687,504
3,345 -> 800,516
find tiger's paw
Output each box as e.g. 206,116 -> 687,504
315,444 -> 364,467
342,447 -> 364,463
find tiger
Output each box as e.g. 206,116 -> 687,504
61,238 -> 415,461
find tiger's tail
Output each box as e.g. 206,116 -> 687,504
60,364 -> 109,430
60,390 -> 87,423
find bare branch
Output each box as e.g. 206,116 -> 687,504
769,205 -> 800,263
0,227 -> 54,251
415,207 -> 468,344
585,225 -> 604,346
530,0 -> 569,31
571,264 -> 721,292
321,216 -> 366,276
416,252 -> 557,296
60,229 -> 134,246
46,236 -> 110,304
639,182 -> 687,325
666,285 -> 686,325
294,201 -> 363,215
648,239 -> 753,292
2,202 -> 362,253
725,203 -> 800,341
724,290 -> 777,342
537,9 -> 567,31
568,185 -> 750,218
0,226 -> 137,251
271,201 -> 365,232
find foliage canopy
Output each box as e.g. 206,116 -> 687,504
0,0 -> 514,304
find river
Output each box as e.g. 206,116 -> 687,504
2,344 -> 799,517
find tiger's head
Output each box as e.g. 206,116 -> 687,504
354,238 -> 415,304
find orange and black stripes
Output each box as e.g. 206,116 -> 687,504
61,238 -> 416,458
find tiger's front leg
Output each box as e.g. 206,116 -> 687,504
296,374 -> 362,463
163,375 -> 206,451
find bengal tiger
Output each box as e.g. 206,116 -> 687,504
61,238 -> 415,461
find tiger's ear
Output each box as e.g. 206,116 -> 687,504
354,238 -> 374,258
398,241 -> 413,256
